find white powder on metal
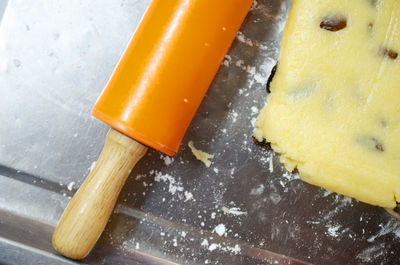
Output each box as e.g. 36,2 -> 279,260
154,172 -> 183,195
269,193 -> 281,205
67,181 -> 75,191
207,242 -> 241,255
208,243 -> 219,251
160,155 -> 174,166
184,191 -> 194,202
250,184 -> 264,196
326,225 -> 341,238
201,239 -> 209,247
172,237 -> 178,247
356,244 -> 385,262
367,219 -> 400,243
251,106 -> 258,114
214,224 -> 226,236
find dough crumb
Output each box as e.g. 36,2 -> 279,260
222,206 -> 247,216
188,141 -> 214,168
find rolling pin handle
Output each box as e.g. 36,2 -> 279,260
52,128 -> 147,260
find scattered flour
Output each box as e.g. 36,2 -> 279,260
357,243 -> 385,262
209,243 -> 219,251
367,219 -> 400,242
135,174 -> 146,181
268,157 -> 274,172
201,239 -> 209,247
250,184 -> 264,196
281,171 -> 300,182
188,141 -> 214,168
257,154 -> 275,173
226,244 -> 241,255
67,181 -> 75,191
326,224 -> 341,238
154,172 -> 183,195
269,192 -> 281,205
207,242 -> 241,255
172,237 -> 178,247
250,106 -> 259,114
229,111 -> 239,123
323,189 -> 334,197
160,155 -> 174,166
184,191 -> 194,202
250,117 -> 257,127
214,224 -> 226,236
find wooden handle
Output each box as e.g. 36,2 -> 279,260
52,128 -> 148,260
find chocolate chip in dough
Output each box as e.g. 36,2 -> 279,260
253,136 -> 272,151
266,63 -> 278,93
320,15 -> 347,32
394,203 -> 400,214
380,118 -> 389,129
356,136 -> 384,152
380,47 -> 398,60
368,0 -> 379,7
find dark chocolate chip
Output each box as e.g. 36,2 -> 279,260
368,0 -> 379,6
266,63 -> 278,93
380,118 -> 389,129
394,203 -> 400,214
374,140 -> 384,152
356,136 -> 384,152
380,47 -> 398,60
253,136 -> 272,151
320,15 -> 347,32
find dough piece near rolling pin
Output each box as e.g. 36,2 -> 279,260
254,0 -> 400,209
52,0 -> 253,260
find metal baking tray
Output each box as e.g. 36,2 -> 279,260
1,0 -> 399,264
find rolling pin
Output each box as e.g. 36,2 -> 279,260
52,0 -> 253,260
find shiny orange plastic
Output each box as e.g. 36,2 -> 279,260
92,0 -> 253,155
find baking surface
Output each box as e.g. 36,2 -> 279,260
1,0 -> 400,264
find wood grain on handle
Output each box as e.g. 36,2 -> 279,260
52,128 -> 148,260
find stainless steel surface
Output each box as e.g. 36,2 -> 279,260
0,0 -> 7,23
1,0 -> 400,264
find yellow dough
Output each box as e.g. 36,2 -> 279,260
254,0 -> 400,208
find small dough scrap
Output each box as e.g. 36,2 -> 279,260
188,141 -> 214,168
255,0 -> 400,208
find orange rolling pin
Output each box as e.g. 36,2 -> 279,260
52,0 -> 253,260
